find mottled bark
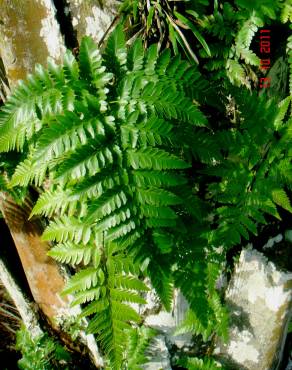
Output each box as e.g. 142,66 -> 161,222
0,2 -> 102,366
0,0 -> 65,87
0,193 -> 70,325
0,0 -> 69,327
214,248 -> 292,370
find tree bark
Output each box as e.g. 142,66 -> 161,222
0,0 -> 65,88
0,1 -> 103,366
0,193 -> 70,325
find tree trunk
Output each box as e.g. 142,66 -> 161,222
0,0 -> 65,87
0,193 -> 70,326
0,1 -> 104,366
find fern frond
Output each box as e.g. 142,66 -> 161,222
30,187 -> 78,218
55,143 -> 114,181
133,170 -> 187,187
178,356 -> 222,370
148,261 -> 173,311
128,148 -> 189,170
272,188 -> 292,213
174,309 -> 212,342
85,189 -> 128,223
42,216 -> 91,244
62,267 -> 99,295
123,326 -> 157,370
47,242 -> 97,267
10,157 -> 48,187
114,275 -> 149,292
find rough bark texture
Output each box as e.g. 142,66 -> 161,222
67,0 -> 119,44
0,193 -> 70,324
214,248 -> 292,370
0,2 -> 103,365
0,0 -> 65,88
0,0 -> 70,328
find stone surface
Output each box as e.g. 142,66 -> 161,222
263,233 -> 283,250
67,0 -> 119,45
215,248 -> 292,370
142,289 -> 192,369
142,335 -> 171,370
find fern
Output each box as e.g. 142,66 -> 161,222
0,27 -> 213,368
122,326 -> 157,369
203,90 -> 292,252
76,245 -> 149,368
178,356 -> 223,370
1,12 -> 291,368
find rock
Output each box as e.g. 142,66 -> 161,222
142,335 -> 171,370
215,248 -> 292,370
142,289 -> 192,368
263,233 -> 283,250
67,0 -> 119,45
286,358 -> 292,370
0,257 -> 42,339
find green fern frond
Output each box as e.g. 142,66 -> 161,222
62,267 -> 100,295
55,143 -> 114,181
30,187 -> 78,218
128,148 -> 190,170
123,326 -> 157,370
272,188 -> 292,213
178,356 -> 223,370
174,309 -> 212,342
281,0 -> 292,23
226,59 -> 247,86
42,216 -> 92,244
10,157 -> 48,187
148,261 -> 173,311
48,242 -> 97,267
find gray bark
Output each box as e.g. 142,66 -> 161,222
0,2 -> 103,366
0,0 -> 65,88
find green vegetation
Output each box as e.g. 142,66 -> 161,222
15,326 -> 71,370
0,0 -> 291,369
